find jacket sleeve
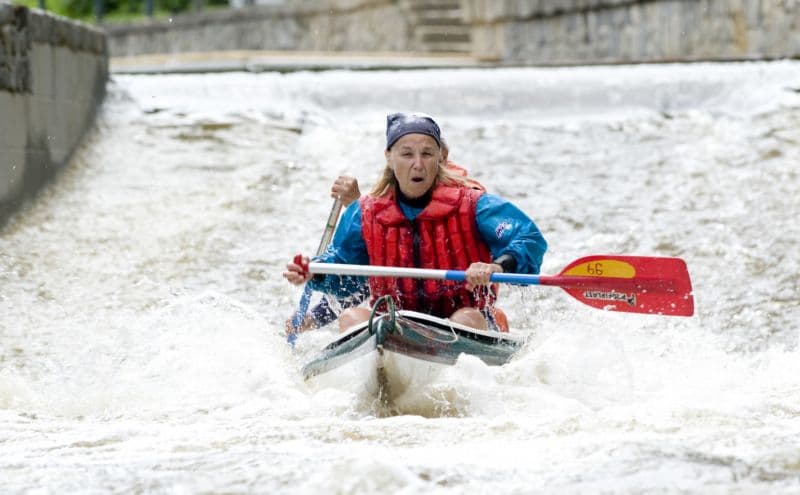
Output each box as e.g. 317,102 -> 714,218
474,194 -> 547,274
307,201 -> 370,297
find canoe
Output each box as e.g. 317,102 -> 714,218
301,304 -> 526,405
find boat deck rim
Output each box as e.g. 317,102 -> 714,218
338,309 -> 526,342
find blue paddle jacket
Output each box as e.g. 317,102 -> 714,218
307,189 -> 547,302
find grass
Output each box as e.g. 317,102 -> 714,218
10,0 -> 227,24
14,0 -> 72,17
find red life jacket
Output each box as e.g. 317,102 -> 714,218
360,184 -> 496,317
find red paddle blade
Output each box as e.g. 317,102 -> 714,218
555,255 -> 695,317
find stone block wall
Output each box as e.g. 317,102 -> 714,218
106,0 -> 415,57
463,0 -> 800,64
106,0 -> 800,64
0,2 -> 108,224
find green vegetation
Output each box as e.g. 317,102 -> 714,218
13,0 -> 230,22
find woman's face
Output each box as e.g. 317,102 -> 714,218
385,134 -> 442,199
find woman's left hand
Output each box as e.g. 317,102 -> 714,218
465,262 -> 502,290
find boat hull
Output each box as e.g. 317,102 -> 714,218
302,310 -> 525,404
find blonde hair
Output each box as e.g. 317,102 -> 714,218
369,162 -> 470,198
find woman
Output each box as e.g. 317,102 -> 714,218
287,136 -> 483,334
284,112 -> 547,332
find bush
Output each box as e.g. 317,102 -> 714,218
160,0 -> 190,13
63,0 -> 92,16
63,0 -> 122,16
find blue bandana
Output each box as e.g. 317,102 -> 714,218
385,112 -> 442,150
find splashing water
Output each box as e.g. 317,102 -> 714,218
1,61 -> 799,493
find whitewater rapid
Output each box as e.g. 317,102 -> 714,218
1,61 -> 799,493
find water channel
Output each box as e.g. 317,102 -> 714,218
1,61 -> 799,493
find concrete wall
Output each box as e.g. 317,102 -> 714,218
107,0 -> 800,64
463,0 -> 800,64
106,0 -> 415,57
0,3 -> 108,224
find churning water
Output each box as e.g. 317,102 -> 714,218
1,61 -> 799,493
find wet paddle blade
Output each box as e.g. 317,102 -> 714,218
554,255 -> 694,317
288,198 -> 344,345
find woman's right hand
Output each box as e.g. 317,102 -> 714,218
283,255 -> 311,285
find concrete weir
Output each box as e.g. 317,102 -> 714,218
0,3 -> 108,226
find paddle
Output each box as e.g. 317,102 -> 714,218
304,255 -> 694,317
288,198 -> 344,345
